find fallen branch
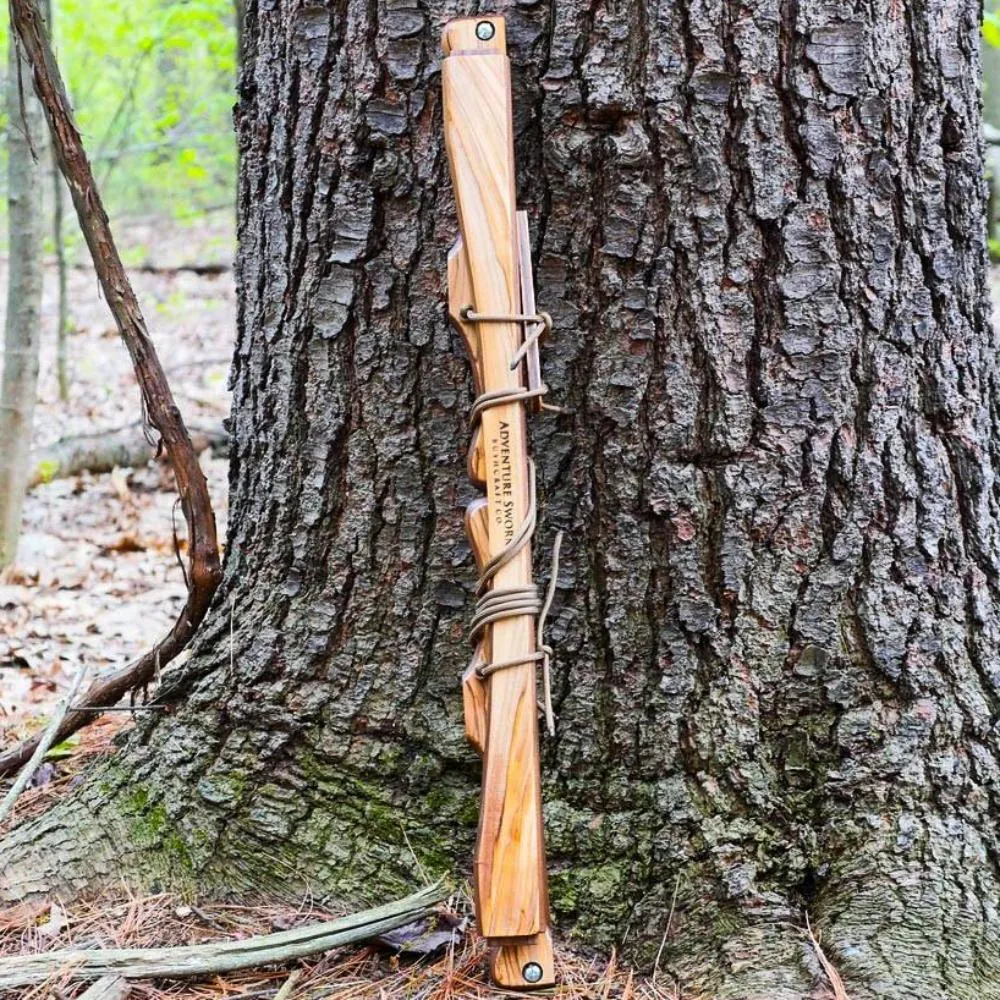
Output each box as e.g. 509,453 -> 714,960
135,262 -> 230,276
0,0 -> 222,778
69,261 -> 231,276
0,664 -> 86,827
0,885 -> 446,987
29,420 -> 228,487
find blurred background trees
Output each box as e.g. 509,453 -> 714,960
982,4 -> 1000,255
0,18 -> 47,567
0,0 -> 236,568
41,0 -> 236,220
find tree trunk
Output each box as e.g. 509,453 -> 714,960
53,165 -> 70,403
44,0 -> 68,404
4,1 -> 999,996
0,27 -> 47,566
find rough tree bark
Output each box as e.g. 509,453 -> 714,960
45,0 -> 68,402
3,1 -> 999,997
0,28 -> 47,566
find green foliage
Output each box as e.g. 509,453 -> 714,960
986,10 -> 1000,49
33,457 -> 59,483
0,0 -> 236,219
44,733 -> 80,760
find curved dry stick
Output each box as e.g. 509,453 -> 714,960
0,0 -> 222,778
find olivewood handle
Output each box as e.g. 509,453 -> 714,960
462,500 -> 489,753
443,13 -> 555,989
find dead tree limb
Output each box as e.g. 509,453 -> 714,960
0,885 -> 446,987
0,0 -> 222,777
28,420 -> 228,486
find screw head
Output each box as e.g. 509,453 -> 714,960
475,20 -> 496,41
522,962 -> 544,984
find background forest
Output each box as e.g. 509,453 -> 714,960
0,0 -> 236,221
0,0 -> 238,740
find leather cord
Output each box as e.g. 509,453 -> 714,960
464,308 -> 563,735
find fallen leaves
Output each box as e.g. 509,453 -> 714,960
36,903 -> 67,940
0,222 -> 232,747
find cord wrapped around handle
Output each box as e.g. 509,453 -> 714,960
442,14 -> 560,986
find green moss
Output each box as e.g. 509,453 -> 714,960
128,801 -> 168,845
105,779 -> 198,885
291,746 -> 470,895
125,786 -> 150,812
548,871 -> 578,913
197,772 -> 247,806
456,795 -> 480,828
581,862 -> 626,903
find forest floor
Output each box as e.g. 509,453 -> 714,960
0,215 -> 233,739
0,218 -> 673,997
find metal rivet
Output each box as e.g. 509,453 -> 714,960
522,962 -> 543,984
475,20 -> 495,41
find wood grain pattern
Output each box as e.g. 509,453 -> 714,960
491,931 -> 555,989
467,429 -> 486,487
462,649 -> 488,755
447,240 -> 482,394
447,241 -> 488,486
464,496 -> 491,574
442,13 -> 552,978
462,493 -> 554,986
462,499 -> 490,752
449,214 -> 539,487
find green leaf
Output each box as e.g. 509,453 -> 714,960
34,458 -> 60,484
984,12 -> 1000,48
45,735 -> 81,761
